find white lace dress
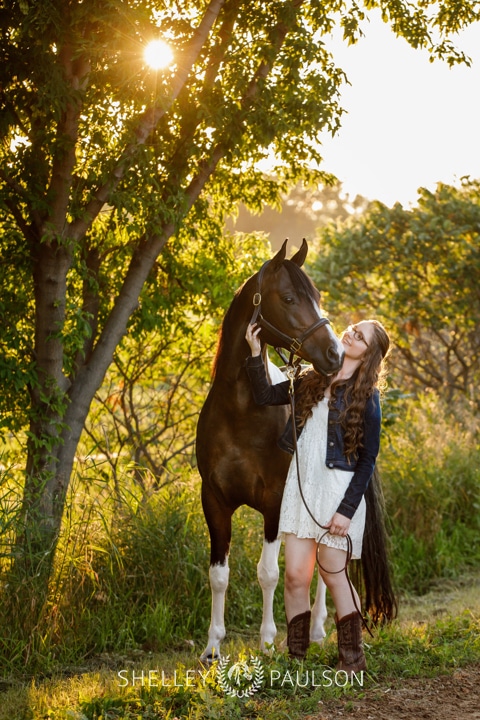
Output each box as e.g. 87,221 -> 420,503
278,396 -> 366,559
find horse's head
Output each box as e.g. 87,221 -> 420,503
253,239 -> 344,375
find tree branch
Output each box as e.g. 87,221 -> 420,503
68,0 -> 227,242
62,0 -> 306,455
45,44 -> 90,235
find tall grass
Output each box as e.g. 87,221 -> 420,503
380,391 -> 480,594
0,392 -> 479,676
0,459 -> 271,675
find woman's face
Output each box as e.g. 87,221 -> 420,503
340,321 -> 375,361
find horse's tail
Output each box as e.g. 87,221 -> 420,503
353,466 -> 398,624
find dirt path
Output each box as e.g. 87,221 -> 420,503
310,665 -> 480,720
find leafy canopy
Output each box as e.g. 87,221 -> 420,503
310,178 -> 480,399
0,0 -> 478,436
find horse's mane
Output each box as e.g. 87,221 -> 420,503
211,259 -> 319,378
211,280 -> 249,379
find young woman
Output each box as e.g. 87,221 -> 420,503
245,319 -> 390,671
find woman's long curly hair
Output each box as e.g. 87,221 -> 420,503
295,320 -> 390,460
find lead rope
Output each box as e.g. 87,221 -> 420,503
285,365 -> 373,636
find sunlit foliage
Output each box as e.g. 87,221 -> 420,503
309,178 -> 480,402
1,0 -> 478,633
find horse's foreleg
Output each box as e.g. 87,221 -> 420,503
310,568 -> 328,644
257,537 -> 281,653
200,560 -> 230,662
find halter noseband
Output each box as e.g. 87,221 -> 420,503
249,259 -> 331,366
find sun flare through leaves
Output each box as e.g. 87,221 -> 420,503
144,39 -> 173,70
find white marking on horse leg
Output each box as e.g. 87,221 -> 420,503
257,538 -> 281,653
310,568 -> 328,644
200,560 -> 229,661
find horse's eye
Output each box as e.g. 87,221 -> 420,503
282,296 -> 294,304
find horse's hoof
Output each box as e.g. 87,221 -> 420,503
310,633 -> 326,645
199,651 -> 221,665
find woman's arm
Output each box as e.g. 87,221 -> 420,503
245,355 -> 292,406
335,392 -> 382,519
245,323 -> 292,406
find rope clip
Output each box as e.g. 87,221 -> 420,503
286,364 -> 298,395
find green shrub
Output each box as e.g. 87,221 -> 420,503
379,391 -> 480,594
37,464 -> 270,668
0,389 -> 479,674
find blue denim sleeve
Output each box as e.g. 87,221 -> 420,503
336,392 -> 382,519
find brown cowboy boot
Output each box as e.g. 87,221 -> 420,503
335,611 -> 367,673
287,610 -> 311,659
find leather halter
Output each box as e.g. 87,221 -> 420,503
249,259 -> 331,365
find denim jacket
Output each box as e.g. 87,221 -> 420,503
245,354 -> 382,519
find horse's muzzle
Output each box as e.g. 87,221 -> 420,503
312,344 -> 344,376
327,345 -> 344,368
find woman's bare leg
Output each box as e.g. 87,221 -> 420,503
283,534 -> 317,622
316,544 -> 361,618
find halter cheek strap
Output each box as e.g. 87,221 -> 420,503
249,260 -> 268,326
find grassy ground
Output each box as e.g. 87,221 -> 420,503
1,571 -> 479,720
397,572 -> 480,623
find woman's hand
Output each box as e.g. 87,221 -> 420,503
325,512 -> 351,537
245,322 -> 262,356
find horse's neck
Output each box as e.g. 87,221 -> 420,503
215,325 -> 258,384
215,331 -> 283,393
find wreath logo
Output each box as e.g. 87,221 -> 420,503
216,654 -> 264,698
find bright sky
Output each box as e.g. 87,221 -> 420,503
320,14 -> 480,207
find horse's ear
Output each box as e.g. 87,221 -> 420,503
269,239 -> 288,268
289,238 -> 308,267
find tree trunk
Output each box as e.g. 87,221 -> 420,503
10,235 -> 72,634
10,0 -> 305,641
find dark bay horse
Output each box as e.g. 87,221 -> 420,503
196,239 -> 345,661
